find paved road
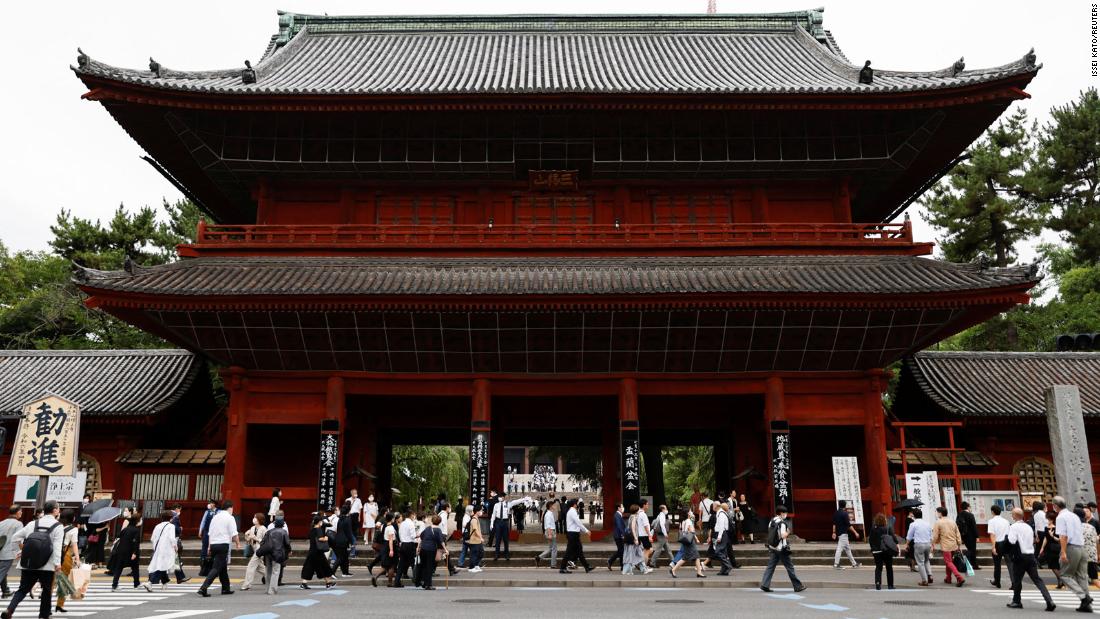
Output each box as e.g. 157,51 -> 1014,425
3,574 -> 1092,618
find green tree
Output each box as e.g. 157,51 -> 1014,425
391,445 -> 469,509
1,199 -> 209,350
661,446 -> 714,506
922,108 -> 1042,267
1032,88 -> 1100,264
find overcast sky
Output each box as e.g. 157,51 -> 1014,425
0,0 -> 1094,255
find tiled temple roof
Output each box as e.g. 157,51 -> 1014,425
75,255 -> 1038,299
902,351 -> 1100,417
72,10 -> 1039,96
117,449 -> 225,466
0,350 -> 203,417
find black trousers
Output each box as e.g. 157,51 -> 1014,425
199,543 -> 231,592
332,544 -> 351,575
993,540 -> 1014,587
963,536 -> 979,568
1011,554 -> 1053,606
112,556 -> 141,589
5,569 -> 53,619
493,520 -> 510,558
608,537 -> 625,568
713,536 -> 734,573
563,532 -> 590,571
873,551 -> 894,587
396,542 -> 416,585
417,550 -> 438,588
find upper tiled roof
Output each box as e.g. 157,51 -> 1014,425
0,350 -> 203,417
117,449 -> 225,466
75,255 -> 1038,300
72,10 -> 1039,96
903,351 -> 1100,418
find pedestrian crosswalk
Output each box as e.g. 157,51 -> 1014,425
3,581 -> 190,618
971,588 -> 1097,612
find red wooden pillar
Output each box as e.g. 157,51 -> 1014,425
864,373 -> 892,516
601,424 -> 619,523
222,367 -> 248,504
764,375 -> 787,516
325,376 -> 347,504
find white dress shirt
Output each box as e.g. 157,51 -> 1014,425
437,511 -> 451,537
13,516 -> 64,570
700,499 -> 713,522
543,510 -> 556,533
1034,508 -> 1047,531
566,507 -> 588,533
206,510 -> 238,545
713,510 -> 730,540
988,514 -> 1010,542
637,511 -> 651,537
1055,508 -> 1084,546
398,519 -> 417,543
654,511 -> 668,536
348,496 -> 363,517
268,497 -> 280,517
1008,520 -> 1037,554
491,498 -> 529,527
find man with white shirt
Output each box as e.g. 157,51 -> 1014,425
987,503 -> 1013,589
535,499 -> 558,569
197,501 -> 241,597
0,505 -> 24,599
648,504 -> 673,568
699,492 -> 714,534
490,493 -> 530,561
636,499 -> 653,569
1007,507 -> 1055,611
1032,501 -> 1048,538
394,509 -> 417,588
712,503 -> 735,575
346,489 -> 363,556
560,498 -> 594,574
906,508 -> 934,586
1,501 -> 62,619
1053,496 -> 1092,612
437,502 -> 457,576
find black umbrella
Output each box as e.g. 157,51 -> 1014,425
894,498 -> 923,510
81,499 -> 112,516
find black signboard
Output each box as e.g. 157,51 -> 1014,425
770,420 -> 792,513
317,420 -> 339,512
469,428 -> 490,508
621,426 -> 641,508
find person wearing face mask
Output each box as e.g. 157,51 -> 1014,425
109,511 -> 144,592
362,494 -> 378,549
240,513 -> 269,591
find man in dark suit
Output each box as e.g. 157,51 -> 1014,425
956,501 -> 980,570
170,505 -> 191,584
607,503 -> 626,571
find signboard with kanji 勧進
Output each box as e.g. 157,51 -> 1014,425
8,394 -> 81,477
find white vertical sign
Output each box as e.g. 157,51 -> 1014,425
831,456 -> 864,525
943,486 -> 958,522
905,472 -> 925,513
922,471 -> 941,525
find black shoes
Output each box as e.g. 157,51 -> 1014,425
221,589 -> 234,595
760,586 -> 772,592
990,579 -> 1001,588
1007,602 -> 1024,609
794,585 -> 807,592
196,589 -> 210,597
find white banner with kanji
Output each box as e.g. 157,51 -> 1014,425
8,394 -> 81,477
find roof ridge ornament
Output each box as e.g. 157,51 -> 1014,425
242,60 -> 257,84
149,57 -> 162,78
952,57 -> 965,77
1023,47 -> 1037,68
858,60 -> 873,84
76,48 -> 88,69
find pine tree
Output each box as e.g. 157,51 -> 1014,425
921,108 -> 1042,268
1032,88 -> 1100,265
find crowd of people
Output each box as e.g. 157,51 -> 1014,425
0,488 -> 1095,617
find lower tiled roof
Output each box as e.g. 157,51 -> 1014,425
116,449 -> 225,466
0,350 -> 202,417
886,450 -> 998,468
76,255 -> 1038,299
903,351 -> 1100,417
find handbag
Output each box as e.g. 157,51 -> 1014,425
882,531 -> 899,554
87,534 -> 100,544
71,564 -> 91,599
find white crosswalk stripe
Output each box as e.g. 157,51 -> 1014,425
971,588 -> 1097,612
2,582 -> 193,618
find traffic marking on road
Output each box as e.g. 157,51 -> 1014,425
971,588 -> 1097,612
767,593 -> 805,600
233,614 -> 280,619
800,603 -> 849,611
131,611 -> 221,619
273,598 -> 320,607
311,589 -> 348,595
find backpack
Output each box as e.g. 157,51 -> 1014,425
21,520 -> 60,569
765,518 -> 782,550
462,518 -> 473,542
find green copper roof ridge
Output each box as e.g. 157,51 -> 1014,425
273,9 -> 828,46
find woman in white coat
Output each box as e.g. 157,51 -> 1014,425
144,511 -> 178,591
